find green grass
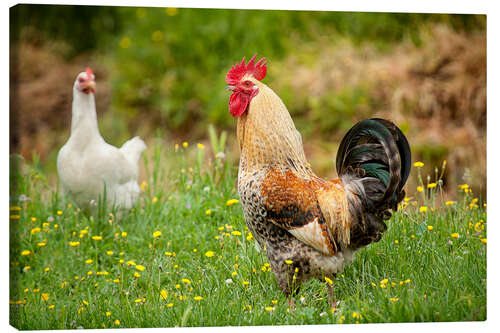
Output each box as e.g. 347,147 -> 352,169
9,141 -> 486,329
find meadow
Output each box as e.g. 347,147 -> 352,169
9,131 -> 486,329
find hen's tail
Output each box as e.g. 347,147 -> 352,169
120,136 -> 147,166
336,118 -> 411,248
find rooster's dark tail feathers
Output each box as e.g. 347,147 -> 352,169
336,118 -> 411,248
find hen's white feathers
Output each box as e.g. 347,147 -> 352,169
57,71 -> 146,211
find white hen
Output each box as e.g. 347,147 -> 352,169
57,68 -> 147,212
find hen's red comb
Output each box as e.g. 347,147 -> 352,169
226,55 -> 267,85
85,67 -> 94,80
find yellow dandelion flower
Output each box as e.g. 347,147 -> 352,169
160,290 -> 168,300
152,197 -> 158,204
197,143 -> 204,149
10,206 -> 21,211
371,282 -> 377,287
57,210 -> 63,216
23,266 -> 31,271
166,7 -> 178,16
417,186 -> 423,192
41,293 -> 49,301
285,260 -> 293,265
427,183 -> 437,189
231,231 -> 242,236
135,265 -> 145,271
459,184 -> 469,190
325,277 -> 333,285
445,201 -> 456,206
113,278 -> 120,283
352,312 -> 360,319
31,227 -> 41,234
420,206 -> 428,213
121,232 -> 127,237
182,142 -> 188,148
152,30 -> 163,42
92,236 -> 102,241
167,303 -> 174,307
181,278 -> 191,284
231,271 -> 237,277
106,251 -> 114,255
114,319 -> 120,325
413,161 -> 424,167
134,298 -> 142,303
226,199 -> 239,207
134,272 -> 141,278
242,281 -> 249,286
119,36 -> 131,49
85,259 -> 93,264
394,240 -> 399,244
194,296 -> 203,301
265,306 -> 274,312
481,238 -> 487,244
87,271 -> 93,275
405,279 -> 411,283
205,209 -> 211,215
21,250 -> 31,256
389,297 -> 399,302
106,311 -> 111,317
44,267 -> 50,272
126,260 -> 136,266
451,233 -> 459,239
427,225 -> 434,231
153,230 -> 162,238
205,251 -> 215,258
48,305 -> 55,309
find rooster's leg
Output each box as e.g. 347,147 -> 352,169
288,296 -> 295,310
326,279 -> 337,311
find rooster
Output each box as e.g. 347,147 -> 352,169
57,68 -> 147,212
225,56 -> 411,309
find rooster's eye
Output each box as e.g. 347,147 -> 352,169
78,78 -> 85,83
244,81 -> 252,87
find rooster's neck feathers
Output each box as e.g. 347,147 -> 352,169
237,81 -> 312,176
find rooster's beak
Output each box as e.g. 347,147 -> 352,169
226,85 -> 235,91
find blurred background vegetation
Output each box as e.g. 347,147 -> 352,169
10,4 -> 486,198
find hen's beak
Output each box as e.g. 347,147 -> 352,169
86,81 -> 96,93
226,85 -> 235,91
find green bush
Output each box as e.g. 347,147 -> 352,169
107,7 -> 484,135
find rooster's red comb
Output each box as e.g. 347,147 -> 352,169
226,55 -> 267,85
85,67 -> 94,80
